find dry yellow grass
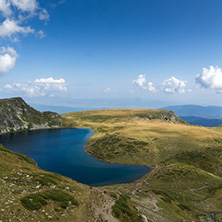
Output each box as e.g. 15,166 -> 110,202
62,109 -> 222,221
2,108 -> 222,222
63,109 -> 222,166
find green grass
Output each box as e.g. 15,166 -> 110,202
21,193 -> 47,210
87,134 -> 149,161
20,190 -> 79,211
32,173 -> 60,186
112,194 -> 143,222
61,109 -> 222,221
110,192 -> 118,200
0,144 -> 36,165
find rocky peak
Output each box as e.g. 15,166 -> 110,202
0,97 -> 63,134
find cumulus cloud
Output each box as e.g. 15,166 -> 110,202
195,66 -> 222,93
35,77 -> 67,92
132,74 -> 157,92
132,74 -> 188,94
0,0 -> 47,17
0,0 -> 50,74
162,76 -> 187,94
0,46 -> 18,74
35,77 -> 65,83
4,77 -> 67,97
4,82 -> 46,97
0,0 -> 49,41
147,82 -> 157,92
132,74 -> 147,89
11,0 -> 38,13
0,19 -> 34,39
0,0 -> 12,17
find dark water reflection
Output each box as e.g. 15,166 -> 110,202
0,128 -> 150,186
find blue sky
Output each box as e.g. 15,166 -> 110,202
1,0 -> 222,108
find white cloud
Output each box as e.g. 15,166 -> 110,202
0,0 -> 38,17
35,77 -> 67,92
4,83 -> 13,89
0,0 -> 12,17
162,76 -> 187,94
1,46 -> 17,56
0,19 -> 34,39
104,87 -> 111,93
0,0 -> 50,74
4,82 -> 46,97
39,8 -> 49,21
132,74 -> 188,94
104,87 -> 117,93
50,0 -> 65,9
11,0 -> 38,12
132,74 -> 147,89
195,66 -> 222,93
37,29 -> 45,38
4,77 -> 67,97
132,74 -> 157,92
0,46 -> 18,74
147,82 -> 157,92
35,77 -> 65,83
0,0 -> 49,41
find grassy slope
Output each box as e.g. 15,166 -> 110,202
0,142 -> 131,222
62,109 -> 222,222
0,144 -> 95,222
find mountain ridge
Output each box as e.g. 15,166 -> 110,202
0,97 -> 63,134
162,104 -> 222,119
180,116 -> 222,127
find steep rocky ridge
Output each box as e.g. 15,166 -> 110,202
0,97 -> 63,134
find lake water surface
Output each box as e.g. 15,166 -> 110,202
0,128 -> 150,186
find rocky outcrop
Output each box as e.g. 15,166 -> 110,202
0,97 -> 63,134
135,110 -> 187,124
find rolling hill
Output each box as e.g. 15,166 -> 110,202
1,99 -> 222,221
63,109 -> 222,221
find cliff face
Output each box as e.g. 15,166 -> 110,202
0,97 -> 63,134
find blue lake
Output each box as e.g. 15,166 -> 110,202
0,128 -> 151,186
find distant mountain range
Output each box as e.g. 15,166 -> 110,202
161,105 -> 222,127
179,116 -> 222,127
162,105 -> 222,119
